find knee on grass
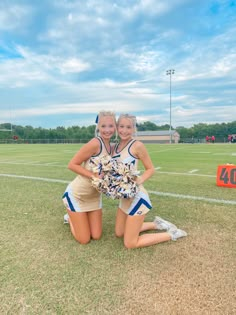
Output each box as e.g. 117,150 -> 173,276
73,231 -> 91,245
73,229 -> 102,244
115,230 -> 124,238
77,232 -> 102,243
91,232 -> 102,241
75,236 -> 91,245
115,224 -> 124,238
124,238 -> 138,249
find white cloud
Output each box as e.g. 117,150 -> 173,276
59,58 -> 91,73
0,0 -> 235,128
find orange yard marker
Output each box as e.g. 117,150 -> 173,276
217,164 -> 236,188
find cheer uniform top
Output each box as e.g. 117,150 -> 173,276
112,139 -> 152,216
62,137 -> 111,212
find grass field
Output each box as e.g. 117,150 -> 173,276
0,143 -> 235,315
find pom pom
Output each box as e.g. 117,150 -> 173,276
89,155 -> 139,199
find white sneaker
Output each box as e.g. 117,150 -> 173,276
153,216 -> 177,231
168,228 -> 187,241
64,213 -> 69,224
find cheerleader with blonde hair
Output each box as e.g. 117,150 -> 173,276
62,111 -> 116,244
113,114 -> 187,249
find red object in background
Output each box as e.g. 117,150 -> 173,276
217,165 -> 236,188
13,135 -> 18,140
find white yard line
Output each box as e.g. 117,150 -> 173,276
0,160 -> 14,162
0,161 -> 65,167
188,169 -> 199,173
213,153 -> 234,156
157,171 -> 215,178
149,191 -> 236,205
1,173 -> 235,206
149,147 -> 183,153
0,161 -> 217,177
0,173 -> 69,184
2,160 -> 30,163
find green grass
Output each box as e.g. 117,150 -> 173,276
0,143 -> 236,314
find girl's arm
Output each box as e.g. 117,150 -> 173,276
133,141 -> 155,185
68,138 -> 100,179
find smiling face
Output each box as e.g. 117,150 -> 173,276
117,116 -> 135,142
97,115 -> 116,140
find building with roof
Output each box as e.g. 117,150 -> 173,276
135,130 -> 180,144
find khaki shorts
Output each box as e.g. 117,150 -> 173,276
119,185 -> 152,216
62,183 -> 102,212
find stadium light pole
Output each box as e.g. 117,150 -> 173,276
166,69 -> 175,144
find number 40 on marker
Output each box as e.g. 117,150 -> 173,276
217,165 -> 236,188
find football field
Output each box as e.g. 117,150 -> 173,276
0,143 -> 235,314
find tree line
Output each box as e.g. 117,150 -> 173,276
0,121 -> 236,142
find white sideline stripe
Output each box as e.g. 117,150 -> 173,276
149,147 -> 183,153
0,173 -> 69,184
213,153 -> 233,156
155,167 -> 161,170
1,173 -> 235,206
6,160 -> 27,163
157,171 -> 215,178
0,161 -> 65,167
0,161 -> 216,178
188,169 -> 199,173
149,191 -> 236,206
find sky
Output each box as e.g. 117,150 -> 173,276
0,0 -> 236,129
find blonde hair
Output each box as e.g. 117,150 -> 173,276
95,111 -> 116,137
117,113 -> 137,135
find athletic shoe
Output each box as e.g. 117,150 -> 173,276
153,216 -> 177,231
64,213 -> 69,224
168,228 -> 187,241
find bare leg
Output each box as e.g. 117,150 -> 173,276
115,209 -> 185,248
67,210 -> 90,244
140,222 -> 156,232
115,208 -> 127,237
124,214 -> 171,249
67,209 -> 102,244
88,209 -> 102,240
140,216 -> 177,232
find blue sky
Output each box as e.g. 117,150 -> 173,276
0,0 -> 236,129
